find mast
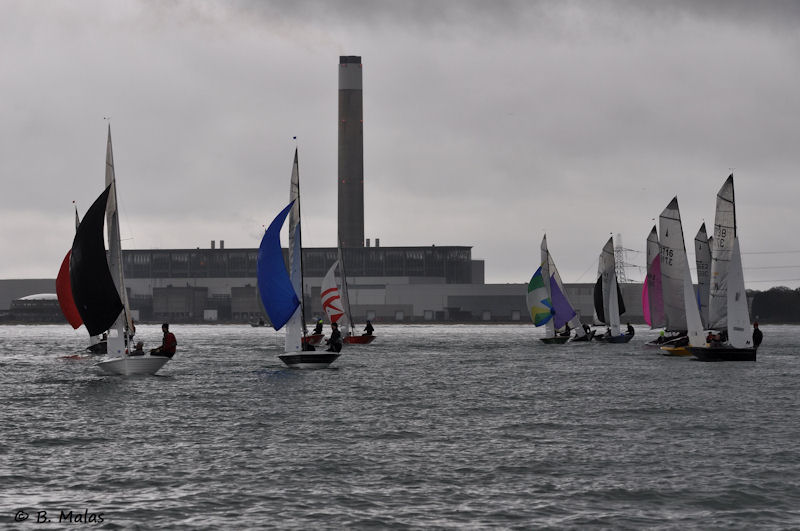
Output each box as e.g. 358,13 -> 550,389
104,125 -> 132,355
337,242 -> 355,335
292,148 -> 308,337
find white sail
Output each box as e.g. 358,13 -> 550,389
645,226 -> 665,329
709,175 -> 736,329
321,260 -> 349,335
682,248 -> 706,347
694,223 -> 712,329
658,197 -> 688,332
104,126 -> 130,357
595,237 -> 619,330
336,244 -> 353,338
727,237 -> 752,348
285,151 -> 303,353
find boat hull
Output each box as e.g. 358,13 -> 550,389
571,330 -> 596,342
688,346 -> 757,362
540,336 -> 570,344
660,345 -> 692,356
596,334 -> 634,343
95,355 -> 170,375
86,341 -> 107,354
279,352 -> 340,369
344,335 -> 376,345
302,334 -> 325,346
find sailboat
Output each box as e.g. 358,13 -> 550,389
689,174 -> 757,361
336,245 -> 376,345
527,235 -> 587,343
593,237 -> 633,343
71,127 -> 169,376
657,197 -> 700,356
257,149 -> 340,369
642,225 -> 667,347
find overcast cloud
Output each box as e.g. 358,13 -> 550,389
1,0 -> 799,288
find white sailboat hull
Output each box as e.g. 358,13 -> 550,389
95,355 -> 170,376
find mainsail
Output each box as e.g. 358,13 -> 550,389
659,197 -> 688,332
694,223 -> 712,329
321,260 -> 346,325
284,149 -> 304,353
709,174 -> 736,329
593,237 -> 625,330
103,127 -> 132,357
726,237 -> 752,348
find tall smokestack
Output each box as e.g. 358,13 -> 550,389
338,55 -> 364,248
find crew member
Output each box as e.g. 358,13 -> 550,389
151,323 -> 177,358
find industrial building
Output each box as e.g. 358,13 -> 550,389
0,55 -> 646,325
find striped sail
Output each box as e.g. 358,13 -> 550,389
321,260 -> 347,326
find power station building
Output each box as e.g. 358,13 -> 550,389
1,55 -> 645,325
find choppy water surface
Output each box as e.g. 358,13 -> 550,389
2,323 -> 800,529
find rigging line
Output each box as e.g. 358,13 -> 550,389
575,259 -> 597,283
741,250 -> 800,255
744,265 -> 800,270
747,278 -> 800,283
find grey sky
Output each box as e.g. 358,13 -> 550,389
1,0 -> 799,288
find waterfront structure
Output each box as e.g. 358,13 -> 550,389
338,55 -> 365,248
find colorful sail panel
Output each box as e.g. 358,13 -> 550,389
321,261 -> 345,324
69,185 -> 123,337
527,265 -> 553,326
56,250 -> 83,329
257,201 -> 299,331
549,275 -> 576,329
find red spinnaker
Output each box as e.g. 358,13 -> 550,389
56,250 -> 83,329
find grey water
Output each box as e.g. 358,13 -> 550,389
2,323 -> 800,529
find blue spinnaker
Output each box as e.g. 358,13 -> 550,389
550,276 -> 577,329
257,201 -> 299,330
